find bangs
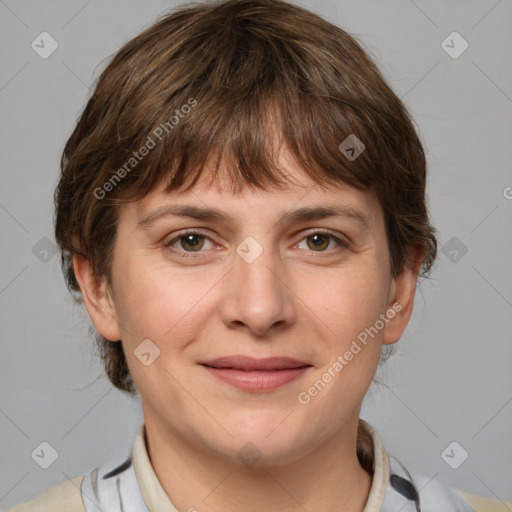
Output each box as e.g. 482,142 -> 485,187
93,6 -> 385,205
122,91 -> 373,202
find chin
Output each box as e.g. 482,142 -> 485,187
217,411 -> 307,465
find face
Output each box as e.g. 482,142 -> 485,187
76,149 -> 419,467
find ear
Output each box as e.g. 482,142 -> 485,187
382,245 -> 425,345
73,253 -> 121,342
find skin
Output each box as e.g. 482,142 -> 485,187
74,146 -> 423,512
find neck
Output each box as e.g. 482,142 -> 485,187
143,411 -> 372,512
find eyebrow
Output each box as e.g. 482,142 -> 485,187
137,204 -> 371,231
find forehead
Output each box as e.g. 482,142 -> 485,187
122,182 -> 382,247
121,148 -> 384,232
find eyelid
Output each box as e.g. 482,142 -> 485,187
164,228 -> 219,248
298,228 -> 350,247
164,227 -> 349,257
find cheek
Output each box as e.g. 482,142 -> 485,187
301,264 -> 388,343
109,250 -> 168,340
112,256 -> 218,345
295,269 -> 386,411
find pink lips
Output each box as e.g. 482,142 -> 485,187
199,356 -> 311,392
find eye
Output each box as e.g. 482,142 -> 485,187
164,229 -> 348,259
296,231 -> 348,253
164,230 -> 216,257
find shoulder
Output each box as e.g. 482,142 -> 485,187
410,471 -> 511,512
456,489 -> 512,512
387,456 -> 511,512
8,476 -> 85,512
361,422 -> 511,512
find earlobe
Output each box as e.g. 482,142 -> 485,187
382,246 -> 424,345
72,253 -> 121,342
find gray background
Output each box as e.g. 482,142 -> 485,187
1,0 -> 511,508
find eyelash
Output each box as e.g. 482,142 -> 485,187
163,229 -> 349,259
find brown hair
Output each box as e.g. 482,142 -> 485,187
55,0 -> 437,394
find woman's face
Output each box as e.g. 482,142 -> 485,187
80,151 -> 418,467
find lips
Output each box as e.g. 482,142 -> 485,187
200,356 -> 310,371
199,356 -> 312,392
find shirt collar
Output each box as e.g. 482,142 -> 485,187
132,419 -> 391,511
132,425 -> 178,511
358,419 -> 391,511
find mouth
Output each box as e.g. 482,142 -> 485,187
199,356 -> 312,392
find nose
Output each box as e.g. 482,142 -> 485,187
219,242 -> 296,337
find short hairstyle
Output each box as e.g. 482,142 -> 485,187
54,0 -> 438,394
